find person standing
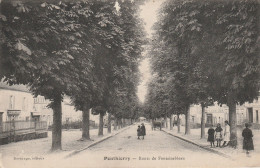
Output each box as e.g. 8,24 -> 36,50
141,123 -> 146,140
137,125 -> 141,140
242,123 -> 254,155
215,123 -> 223,147
222,120 -> 230,147
208,125 -> 215,147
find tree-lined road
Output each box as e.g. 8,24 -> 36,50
1,1 -> 259,167
64,123 -> 237,168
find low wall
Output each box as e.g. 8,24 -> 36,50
0,131 -> 48,145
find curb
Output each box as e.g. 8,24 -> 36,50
161,129 -> 232,159
64,125 -> 132,158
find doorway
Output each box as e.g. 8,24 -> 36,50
206,114 -> 213,125
0,112 -> 3,124
248,108 -> 253,123
0,112 -> 3,132
256,110 -> 259,123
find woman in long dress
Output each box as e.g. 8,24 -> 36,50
140,123 -> 146,140
242,123 -> 254,155
208,125 -> 215,147
222,120 -> 230,147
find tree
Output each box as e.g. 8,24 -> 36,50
200,0 -> 260,146
90,0 -> 145,134
68,0 -> 122,140
149,0 -> 260,143
0,1 -> 87,150
1,0 -> 146,149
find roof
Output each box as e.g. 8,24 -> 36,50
0,81 -> 30,93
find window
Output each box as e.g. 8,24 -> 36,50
206,114 -> 213,124
22,97 -> 27,111
192,116 -> 195,123
213,117 -> 217,125
9,95 -> 15,109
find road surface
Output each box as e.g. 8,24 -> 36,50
64,122 -> 239,168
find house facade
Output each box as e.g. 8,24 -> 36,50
0,83 -> 35,123
0,82 -> 108,127
244,98 -> 260,124
188,95 -> 260,127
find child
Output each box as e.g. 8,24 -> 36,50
215,123 -> 223,147
208,125 -> 215,147
137,125 -> 141,140
242,123 -> 254,155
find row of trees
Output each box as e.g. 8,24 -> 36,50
0,0 -> 145,150
145,0 -> 260,146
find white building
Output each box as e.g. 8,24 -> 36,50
0,82 -> 109,127
0,83 -> 36,122
32,95 -> 52,125
188,95 -> 260,127
244,97 -> 260,124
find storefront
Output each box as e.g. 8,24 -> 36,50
31,112 -> 41,121
7,110 -> 21,121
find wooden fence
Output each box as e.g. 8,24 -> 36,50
0,120 -> 47,139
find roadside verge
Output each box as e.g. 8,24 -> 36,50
64,125 -> 132,158
161,129 -> 232,159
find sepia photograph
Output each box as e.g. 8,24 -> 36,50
0,0 -> 259,167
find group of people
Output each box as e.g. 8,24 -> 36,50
137,123 -> 146,140
208,120 -> 254,155
207,121 -> 230,148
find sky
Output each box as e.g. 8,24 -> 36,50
137,0 -> 164,103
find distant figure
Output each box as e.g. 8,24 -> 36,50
242,123 -> 254,155
137,125 -> 141,140
215,123 -> 223,147
208,125 -> 215,147
140,123 -> 146,140
222,120 -> 230,147
152,120 -> 162,131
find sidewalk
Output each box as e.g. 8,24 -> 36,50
0,125 -> 131,160
162,125 -> 260,160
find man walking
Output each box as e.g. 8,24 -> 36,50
141,123 -> 146,140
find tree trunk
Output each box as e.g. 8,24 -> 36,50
98,113 -> 104,136
201,103 -> 206,139
119,119 -> 123,128
122,118 -> 125,127
170,114 -> 173,130
185,106 -> 191,135
130,119 -> 132,124
177,114 -> 180,133
165,115 -> 168,129
114,118 -> 117,130
107,113 -> 111,133
164,115 -> 167,128
228,91 -> 237,147
82,104 -> 90,140
51,93 -> 62,151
